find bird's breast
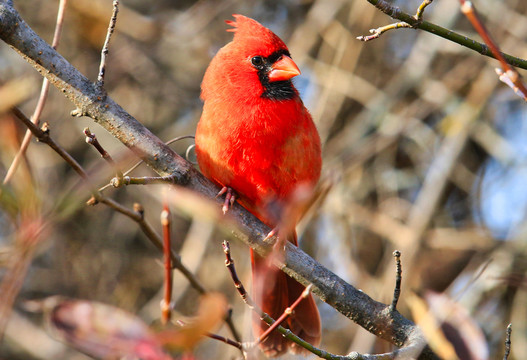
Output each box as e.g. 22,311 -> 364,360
195,96 -> 321,220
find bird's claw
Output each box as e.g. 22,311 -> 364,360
264,227 -> 278,242
217,186 -> 236,214
264,227 -> 286,251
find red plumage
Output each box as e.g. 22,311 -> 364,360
195,15 -> 321,356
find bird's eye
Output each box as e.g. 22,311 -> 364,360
251,56 -> 264,67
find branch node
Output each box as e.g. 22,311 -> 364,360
36,122 -> 51,143
84,127 -> 124,182
70,108 -> 85,117
415,0 -> 434,21
86,196 -> 98,206
133,202 -> 144,218
459,0 -> 527,100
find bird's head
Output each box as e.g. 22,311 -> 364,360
201,15 -> 301,102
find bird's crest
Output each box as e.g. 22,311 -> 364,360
225,14 -> 287,53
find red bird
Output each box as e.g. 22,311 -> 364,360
195,15 -> 321,356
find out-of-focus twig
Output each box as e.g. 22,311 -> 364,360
458,0 -> 527,101
11,106 -> 207,296
3,0 -> 68,185
0,219 -> 46,341
160,204 -> 172,325
176,319 -> 243,351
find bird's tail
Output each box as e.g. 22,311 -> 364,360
250,233 -> 321,357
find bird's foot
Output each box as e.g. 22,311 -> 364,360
264,227 -> 278,242
264,227 -> 287,251
216,186 -> 236,214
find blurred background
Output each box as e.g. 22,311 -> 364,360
1,0 -> 527,359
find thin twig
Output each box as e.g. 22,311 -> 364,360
257,285 -> 314,345
206,332 -> 244,350
458,0 -> 527,100
98,135 -> 195,192
10,107 -> 209,297
503,323 -> 512,360
357,22 -> 412,42
363,0 -> 527,70
176,319 -> 244,351
415,0 -> 433,20
222,241 -> 253,307
390,250 -> 402,312
97,0 -> 119,87
110,175 -> 177,187
2,0 -> 68,185
222,241 -> 424,359
84,127 -> 124,185
160,204 -> 172,324
358,0 -> 434,42
11,108 -> 89,181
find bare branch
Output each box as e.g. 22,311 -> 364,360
357,22 -> 412,42
11,108 -> 89,181
503,323 -> 512,360
362,0 -> 527,70
459,0 -> 527,100
160,203 -> 172,324
97,0 -> 119,87
11,106 -> 209,298
256,285 -> 314,345
390,250 -> 402,312
84,127 -> 124,185
415,0 -> 433,20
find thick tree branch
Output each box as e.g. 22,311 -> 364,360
0,3 -> 437,358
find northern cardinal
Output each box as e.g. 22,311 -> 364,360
195,15 -> 321,356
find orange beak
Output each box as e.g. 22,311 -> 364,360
268,55 -> 300,82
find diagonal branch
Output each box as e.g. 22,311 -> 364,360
0,3 -> 437,358
364,0 -> 527,70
